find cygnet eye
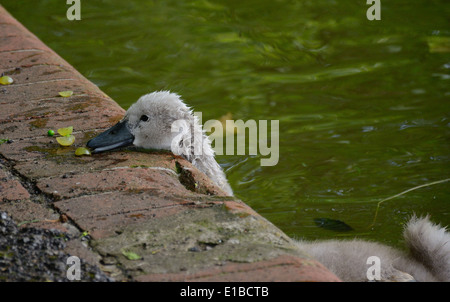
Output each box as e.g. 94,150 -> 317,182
140,115 -> 149,122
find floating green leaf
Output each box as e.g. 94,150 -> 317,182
0,76 -> 13,85
59,90 -> 73,97
56,135 -> 75,146
75,147 -> 91,156
57,126 -> 73,136
122,250 -> 141,260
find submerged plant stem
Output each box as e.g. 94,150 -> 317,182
370,178 -> 450,228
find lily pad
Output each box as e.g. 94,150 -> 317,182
314,218 -> 353,232
0,76 -> 13,85
59,90 -> 73,97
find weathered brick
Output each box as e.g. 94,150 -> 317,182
0,23 -> 35,38
0,78 -> 106,104
0,64 -> 86,87
0,164 -> 30,201
0,94 -> 122,122
135,254 -> 341,282
36,167 -> 187,200
54,191 -> 190,239
0,97 -> 124,139
0,49 -> 66,69
0,199 -> 67,232
1,137 -> 180,180
0,28 -> 52,52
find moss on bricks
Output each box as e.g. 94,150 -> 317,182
91,205 -> 309,278
29,118 -> 48,129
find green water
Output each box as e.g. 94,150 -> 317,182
3,0 -> 449,247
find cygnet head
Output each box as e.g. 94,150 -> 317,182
87,91 -> 233,195
87,91 -> 194,153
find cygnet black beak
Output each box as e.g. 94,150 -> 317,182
86,120 -> 134,153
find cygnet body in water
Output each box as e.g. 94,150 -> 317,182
295,215 -> 450,282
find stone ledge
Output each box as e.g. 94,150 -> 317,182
135,255 -> 340,282
0,5 -> 340,282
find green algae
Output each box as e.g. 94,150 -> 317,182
122,250 -> 141,261
82,130 -> 99,141
67,103 -> 90,111
0,138 -> 11,145
24,145 -> 60,156
92,206 -> 305,277
29,118 -> 48,129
